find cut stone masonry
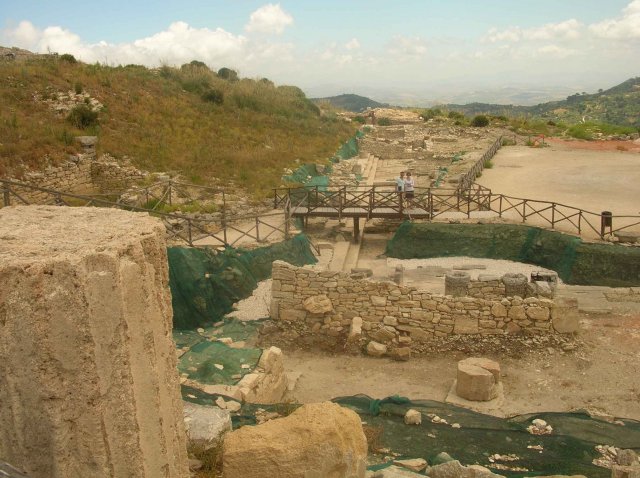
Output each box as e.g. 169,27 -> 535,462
270,261 -> 576,356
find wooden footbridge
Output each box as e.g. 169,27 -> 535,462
273,183 -> 640,242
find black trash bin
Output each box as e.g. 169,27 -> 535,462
601,211 -> 612,236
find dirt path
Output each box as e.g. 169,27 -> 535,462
476,144 -> 640,216
283,313 -> 640,420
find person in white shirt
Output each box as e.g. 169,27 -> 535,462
404,171 -> 415,203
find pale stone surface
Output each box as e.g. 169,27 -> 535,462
183,402 -> 231,443
303,294 -> 333,314
551,298 -> 580,333
366,465 -> 426,477
238,348 -> 287,404
404,409 -> 422,425
367,341 -> 388,356
223,402 -> 367,478
350,317 -> 363,338
427,460 -> 504,478
393,458 -> 427,472
0,206 -> 188,478
456,358 -> 500,401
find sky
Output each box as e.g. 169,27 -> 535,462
2,1 -> 639,104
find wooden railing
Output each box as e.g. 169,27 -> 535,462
272,183 -> 640,240
0,179 -> 296,248
457,136 -> 504,190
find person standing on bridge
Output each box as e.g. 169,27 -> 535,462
395,171 -> 405,194
404,171 -> 415,205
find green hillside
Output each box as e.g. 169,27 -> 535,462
0,53 -> 356,197
445,77 -> 640,128
312,93 -> 388,112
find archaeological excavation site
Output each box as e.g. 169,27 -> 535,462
2,108 -> 640,478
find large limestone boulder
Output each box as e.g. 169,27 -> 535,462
456,357 -> 500,401
0,207 -> 188,478
223,402 -> 367,478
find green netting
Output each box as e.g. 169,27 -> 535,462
178,390 -> 640,477
332,395 -> 640,478
386,222 -> 640,286
168,234 -> 317,330
282,133 -> 361,190
334,136 -> 359,160
282,163 -> 331,189
178,341 -> 262,385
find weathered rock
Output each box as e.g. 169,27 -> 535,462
445,271 -> 470,297
349,316 -> 363,338
223,402 -> 367,478
502,273 -> 528,298
0,207 -> 188,478
426,460 -> 504,478
551,298 -> 580,333
366,465 -> 425,477
367,341 -> 388,357
391,347 -> 411,361
404,409 -> 422,425
617,449 -> 639,466
393,458 -> 427,472
456,358 -> 500,401
526,306 -> 550,321
611,465 -> 640,478
303,294 -> 333,314
371,325 -> 397,342
183,402 -> 232,444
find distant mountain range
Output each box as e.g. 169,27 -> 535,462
444,77 -> 640,127
313,78 -> 640,127
311,94 -> 389,113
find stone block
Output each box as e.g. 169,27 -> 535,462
371,326 -> 396,343
508,305 -> 526,320
371,295 -> 387,307
303,294 -> 333,314
456,358 -> 500,401
551,298 -> 580,333
454,317 -> 479,334
366,341 -> 387,357
0,207 -> 188,478
280,308 -> 307,321
526,306 -> 550,321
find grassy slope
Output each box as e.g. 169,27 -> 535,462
0,56 -> 356,197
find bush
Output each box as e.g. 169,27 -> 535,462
201,88 -> 224,104
483,159 -> 494,169
59,53 -> 77,64
217,67 -> 238,81
377,117 -> 392,126
74,81 -> 83,94
471,115 -> 489,127
353,115 -> 366,124
448,110 -> 465,121
66,104 -> 98,129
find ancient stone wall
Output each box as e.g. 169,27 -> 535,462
271,261 -> 570,355
2,136 -> 146,203
0,206 -> 189,478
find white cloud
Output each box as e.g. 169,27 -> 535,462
590,0 -> 640,39
484,19 -> 582,43
536,44 -> 578,59
345,38 -> 360,50
1,20 -> 249,68
387,35 -> 427,58
484,26 -> 522,43
245,4 -> 293,35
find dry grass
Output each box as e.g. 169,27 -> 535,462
0,56 -> 356,197
363,424 -> 384,453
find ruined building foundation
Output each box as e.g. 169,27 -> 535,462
0,206 -> 189,478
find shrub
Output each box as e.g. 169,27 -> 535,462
217,67 -> 238,81
74,81 -> 83,94
471,115 -> 489,127
66,104 -> 98,129
377,117 -> 392,126
59,53 -> 77,64
483,159 -> 494,169
353,115 -> 366,124
448,110 -> 465,121
201,88 -> 224,104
